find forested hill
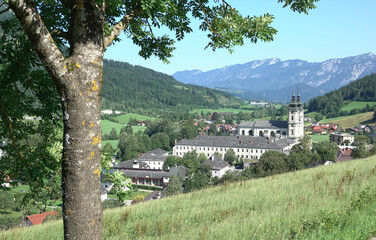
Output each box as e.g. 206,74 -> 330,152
102,59 -> 242,111
307,73 -> 376,117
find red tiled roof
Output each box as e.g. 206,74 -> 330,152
27,211 -> 57,226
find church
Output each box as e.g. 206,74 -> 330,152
173,93 -> 304,160
238,92 -> 304,139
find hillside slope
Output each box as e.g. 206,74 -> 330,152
102,59 -> 242,111
308,73 -> 376,117
3,156 -> 376,239
173,53 -> 376,102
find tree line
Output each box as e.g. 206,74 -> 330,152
307,74 -> 376,118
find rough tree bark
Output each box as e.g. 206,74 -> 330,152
8,0 -> 105,239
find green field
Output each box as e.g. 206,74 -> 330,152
320,112 -> 374,129
308,134 -> 329,142
114,113 -> 156,124
101,119 -> 125,135
4,155 -> 376,239
190,108 -> 254,114
107,190 -> 150,201
102,140 -> 119,150
340,101 -> 376,112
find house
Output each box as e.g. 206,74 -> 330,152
120,166 -> 187,187
203,155 -> 230,178
25,211 -> 58,226
335,147 -> 353,162
330,133 -> 354,145
112,149 -> 185,187
113,148 -> 169,170
304,117 -> 313,122
101,185 -> 110,201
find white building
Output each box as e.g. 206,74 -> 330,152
203,155 -> 230,178
173,135 -> 295,160
238,93 -> 304,139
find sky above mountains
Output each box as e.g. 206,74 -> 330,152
104,1 -> 376,75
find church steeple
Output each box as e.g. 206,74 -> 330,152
291,90 -> 296,102
297,90 -> 301,103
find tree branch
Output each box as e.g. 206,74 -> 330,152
103,6 -> 143,49
0,6 -> 10,15
8,0 -> 67,81
51,28 -> 68,40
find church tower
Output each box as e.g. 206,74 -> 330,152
288,91 -> 304,139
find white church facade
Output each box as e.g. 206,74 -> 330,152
238,92 -> 304,139
173,93 -> 305,160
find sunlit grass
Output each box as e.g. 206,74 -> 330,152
3,156 -> 376,239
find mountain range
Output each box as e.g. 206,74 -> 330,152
173,53 -> 376,102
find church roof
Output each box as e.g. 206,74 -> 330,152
238,120 -> 288,129
175,135 -> 294,150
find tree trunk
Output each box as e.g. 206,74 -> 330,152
60,50 -> 104,240
8,1 -> 105,238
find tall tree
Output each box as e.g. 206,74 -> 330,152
2,0 -> 319,238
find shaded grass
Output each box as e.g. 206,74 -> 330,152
3,156 -> 376,239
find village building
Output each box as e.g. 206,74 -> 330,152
173,135 -> 296,160
112,149 -> 186,187
173,93 -> 304,160
25,211 -> 58,226
330,133 -> 354,145
203,155 -> 230,178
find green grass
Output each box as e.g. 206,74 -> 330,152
320,112 -> 374,129
190,108 -> 253,114
132,126 -> 147,133
101,119 -> 125,135
108,190 -> 150,201
114,113 -> 156,124
102,140 -> 119,150
308,134 -> 329,142
340,101 -> 376,112
3,155 -> 376,239
101,119 -> 147,136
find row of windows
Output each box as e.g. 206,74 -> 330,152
176,146 -> 266,154
175,148 -> 269,159
177,146 -> 228,152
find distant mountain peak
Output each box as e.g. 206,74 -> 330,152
172,53 -> 376,102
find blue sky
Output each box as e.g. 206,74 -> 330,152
104,1 -> 376,75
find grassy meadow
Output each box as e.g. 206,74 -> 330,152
308,134 -> 329,142
320,112 -> 374,129
340,101 -> 376,112
114,113 -> 156,124
3,156 -> 376,239
190,108 -> 254,115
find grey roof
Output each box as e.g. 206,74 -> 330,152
238,120 -> 288,129
113,148 -> 168,169
175,135 -> 294,150
121,166 -> 186,179
101,185 -> 109,195
204,155 -> 229,170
